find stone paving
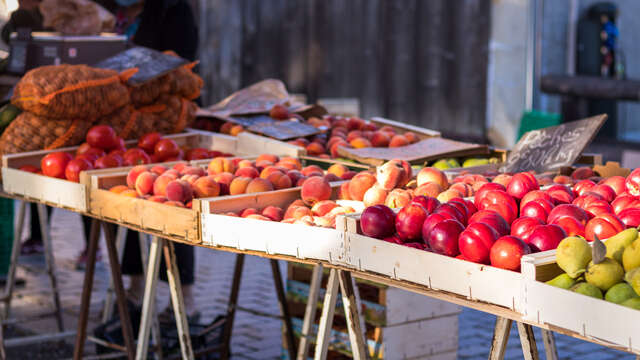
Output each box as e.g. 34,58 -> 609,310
4,205 -> 639,359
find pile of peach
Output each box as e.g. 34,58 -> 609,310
287,115 -> 420,158
225,176 -> 356,228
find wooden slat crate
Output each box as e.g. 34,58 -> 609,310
1,132 -> 237,213
197,184 -> 363,263
337,213 -> 525,312
521,251 -> 640,355
285,263 -> 460,359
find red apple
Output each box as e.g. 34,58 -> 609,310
618,207 -> 640,228
582,199 -> 613,218
426,219 -> 464,257
546,184 -> 575,205
585,213 -> 625,241
435,203 -> 467,226
506,172 -> 539,200
410,196 -> 440,214
64,158 -> 93,182
86,125 -> 119,150
41,152 -> 73,179
468,210 -> 510,237
573,179 -> 596,197
361,205 -> 396,239
520,199 -> 553,223
547,204 -> 590,225
549,216 -> 586,237
625,169 -> 640,196
395,204 -> 428,241
458,222 -> 499,264
601,176 -> 626,195
474,183 -> 506,208
589,184 -> 616,203
422,213 -> 457,240
527,224 -> 566,252
94,154 -> 123,169
612,194 -> 640,215
519,190 -> 554,213
511,217 -> 544,241
123,148 -> 151,166
138,132 -> 163,154
490,236 -> 531,271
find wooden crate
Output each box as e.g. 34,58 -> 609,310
197,184 -> 363,263
285,263 -> 460,359
1,132 -> 236,213
337,214 -> 525,312
521,251 -> 640,354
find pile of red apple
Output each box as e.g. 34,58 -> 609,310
20,125 -> 226,183
358,167 -> 640,272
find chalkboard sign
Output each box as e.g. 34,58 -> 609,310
500,114 -> 607,173
248,121 -> 320,141
225,115 -> 274,127
337,137 -> 489,166
94,47 -> 188,85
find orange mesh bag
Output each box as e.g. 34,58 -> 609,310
164,65 -> 203,100
151,95 -> 196,134
128,74 -> 171,107
0,112 -> 93,155
12,65 -> 132,120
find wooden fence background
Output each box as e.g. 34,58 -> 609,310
192,0 -> 491,141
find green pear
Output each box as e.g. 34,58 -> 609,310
621,297 -> 640,310
489,157 -> 500,164
447,158 -> 461,168
622,238 -> 640,272
556,236 -> 592,278
571,282 -> 603,299
586,258 -> 625,292
462,158 -> 488,167
605,228 -> 638,264
604,283 -> 639,304
545,273 -> 576,289
432,159 -> 451,170
626,268 -> 640,296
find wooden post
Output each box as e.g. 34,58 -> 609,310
296,264 -> 323,360
314,268 -> 340,360
73,219 -> 101,360
220,253 -> 244,360
489,316 -> 512,360
102,222 -> 136,360
517,322 -> 540,360
338,270 -> 368,360
37,203 -> 64,332
135,236 -> 163,360
163,241 -> 194,360
102,225 -> 127,323
270,259 -> 297,358
541,330 -> 558,360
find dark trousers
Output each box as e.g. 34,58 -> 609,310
29,203 -> 52,240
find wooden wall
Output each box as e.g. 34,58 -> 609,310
194,0 -> 491,141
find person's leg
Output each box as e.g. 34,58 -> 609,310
22,203 -> 50,254
159,243 -> 196,317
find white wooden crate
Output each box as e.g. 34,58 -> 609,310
521,251 -> 640,354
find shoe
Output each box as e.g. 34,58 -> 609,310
75,248 -> 102,270
20,238 -> 44,255
158,305 -> 201,324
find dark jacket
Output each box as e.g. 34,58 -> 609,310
1,9 -> 45,45
133,0 -> 198,61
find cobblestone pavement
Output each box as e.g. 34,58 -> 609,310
5,206 -> 638,359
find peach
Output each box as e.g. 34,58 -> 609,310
323,174 -> 340,183
327,206 -> 356,217
450,182 -> 473,197
285,206 -> 313,220
339,182 -> 352,200
330,141 -> 350,158
379,125 -> 396,135
266,171 -> 293,190
294,217 -> 315,226
260,166 -> 285,179
553,175 -> 573,185
185,201 -> 193,209
389,135 -> 409,148
230,125 -> 244,136
311,200 -> 339,217
235,167 -> 259,179
281,218 -> 296,224
347,117 -> 365,130
109,185 -> 129,194
296,177 -> 309,187
306,142 -> 326,156
437,189 -> 463,203
276,158 -> 302,170
417,167 -> 449,189
135,172 -> 158,196
127,165 -> 149,188
301,165 -> 323,177
148,195 -> 167,203
348,172 -> 377,201
413,182 -> 443,198
229,177 -> 252,195
262,206 -> 284,222
180,166 -> 206,177
301,176 -> 332,205
362,130 -> 374,140
285,170 -> 304,185
246,214 -> 271,221
164,200 -> 185,207
163,169 -> 180,180
313,216 -> 335,228
193,176 -> 220,198
492,174 -> 513,187
376,160 -> 407,190
172,162 -> 188,172
166,180 -> 193,203
236,159 -> 254,169
327,163 -> 348,178
208,157 -> 236,175
385,189 -> 412,208
245,178 -> 274,193
256,154 -> 279,164
362,122 -> 377,131
571,167 -> 595,180
212,172 -> 234,186
120,189 -> 139,198
327,136 -> 346,149
153,175 -> 173,196
255,160 -> 274,170
285,200 -> 307,215
370,131 -> 390,147
341,171 -> 356,180
350,137 -> 372,149
346,130 -> 363,142
363,185 -> 389,207
403,131 -> 419,143
225,211 -> 239,217
220,122 -> 234,134
150,165 -> 167,176
180,174 -> 200,186
240,208 -> 259,217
